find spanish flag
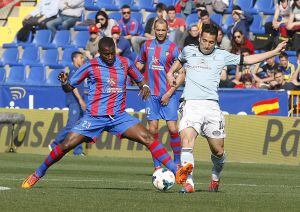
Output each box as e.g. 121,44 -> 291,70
252,98 -> 280,115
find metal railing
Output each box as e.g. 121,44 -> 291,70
288,90 -> 300,117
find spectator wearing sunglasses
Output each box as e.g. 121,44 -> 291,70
95,10 -> 118,38
231,29 -> 254,55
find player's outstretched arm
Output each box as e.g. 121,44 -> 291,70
244,41 -> 287,65
136,79 -> 151,100
167,60 -> 183,87
58,72 -> 75,93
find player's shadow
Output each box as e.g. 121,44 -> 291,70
56,186 -> 154,192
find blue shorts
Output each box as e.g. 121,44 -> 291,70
71,112 -> 140,142
145,95 -> 179,121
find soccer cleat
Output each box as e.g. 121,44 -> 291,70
179,182 -> 195,193
21,172 -> 40,189
208,180 -> 220,192
175,163 -> 193,184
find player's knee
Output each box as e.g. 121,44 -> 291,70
140,131 -> 153,145
212,148 -> 224,158
168,127 -> 178,135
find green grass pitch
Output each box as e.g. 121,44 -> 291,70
0,153 -> 299,211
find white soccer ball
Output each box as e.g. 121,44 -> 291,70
152,168 -> 175,191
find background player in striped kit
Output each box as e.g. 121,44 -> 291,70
136,18 -> 183,170
22,37 -> 192,189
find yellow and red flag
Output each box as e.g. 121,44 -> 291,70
252,98 -> 280,115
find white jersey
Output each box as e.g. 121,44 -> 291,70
178,45 -> 241,101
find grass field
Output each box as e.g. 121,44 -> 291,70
0,153 -> 299,212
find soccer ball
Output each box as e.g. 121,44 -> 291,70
152,168 -> 175,191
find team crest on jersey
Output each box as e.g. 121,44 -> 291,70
165,51 -> 169,57
104,78 -> 122,93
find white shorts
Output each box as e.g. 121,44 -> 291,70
179,100 -> 226,139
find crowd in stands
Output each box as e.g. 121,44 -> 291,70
1,0 -> 300,91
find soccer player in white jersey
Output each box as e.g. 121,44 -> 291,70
167,24 -> 287,193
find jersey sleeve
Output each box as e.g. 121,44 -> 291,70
177,46 -> 188,64
69,62 -> 90,88
137,42 -> 147,64
223,50 -> 242,66
127,59 -> 143,83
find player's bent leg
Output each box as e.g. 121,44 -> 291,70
148,120 -> 161,170
207,137 -> 226,192
22,133 -> 90,189
166,120 -> 181,165
122,123 -> 193,184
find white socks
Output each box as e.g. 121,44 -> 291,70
211,152 -> 226,181
181,148 -> 194,186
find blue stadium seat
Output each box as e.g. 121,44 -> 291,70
224,0 -> 233,14
85,0 -> 97,10
222,15 -> 233,32
252,0 -> 275,15
6,66 -> 26,84
18,46 -> 40,66
72,31 -> 90,49
250,14 -> 265,34
74,12 -> 97,31
109,12 -> 122,22
0,68 -> 5,84
42,30 -> 71,49
115,0 -> 134,9
289,56 -> 298,68
0,48 -> 19,67
134,0 -> 155,12
210,13 -> 222,27
21,30 -> 52,48
26,66 -> 46,85
186,13 -> 198,27
157,0 -> 174,7
2,32 -> 33,48
96,0 -> 119,11
286,51 -> 297,57
60,48 -> 78,68
236,0 -> 254,13
145,13 -> 157,24
131,12 -> 143,24
46,69 -> 63,86
265,15 -> 274,24
35,49 -> 60,69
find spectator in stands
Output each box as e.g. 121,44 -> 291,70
197,10 -> 218,33
17,0 -> 59,42
175,0 -> 197,17
278,52 -> 296,80
265,0 -> 291,37
166,6 -> 186,45
118,5 -> 143,42
217,27 -> 231,51
254,56 -> 279,86
231,29 -> 254,55
287,0 -> 300,50
205,0 -> 229,14
297,50 -> 300,69
183,24 -> 200,47
269,69 -> 297,90
131,3 -> 167,54
95,10 -> 117,38
85,25 -> 100,60
46,0 -> 84,38
234,74 -> 256,89
111,25 -> 136,61
226,5 -> 253,39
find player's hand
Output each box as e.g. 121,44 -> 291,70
57,72 -> 68,84
139,85 -> 151,100
167,72 -> 176,87
274,40 -> 288,54
161,93 -> 171,106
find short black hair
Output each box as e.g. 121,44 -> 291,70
166,5 -> 176,13
279,52 -> 288,59
201,24 -> 218,37
241,48 -> 251,55
121,4 -> 131,10
156,3 -> 166,11
200,10 -> 209,18
71,51 -> 83,61
98,37 -> 115,53
274,69 -> 284,75
232,5 -> 241,11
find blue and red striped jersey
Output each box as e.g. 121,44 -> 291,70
69,56 -> 143,116
137,39 -> 179,96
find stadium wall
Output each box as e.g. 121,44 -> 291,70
0,109 -> 299,165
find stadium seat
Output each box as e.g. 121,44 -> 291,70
134,0 -> 155,12
157,0 -> 174,7
26,66 -> 46,85
41,30 -> 71,49
222,15 -> 234,32
131,12 -> 143,24
46,69 -> 63,86
36,49 -> 60,69
18,46 -> 40,66
109,12 -> 122,22
210,13 -> 222,27
224,0 -> 233,14
235,0 -> 254,13
186,13 -> 198,27
5,66 -> 26,84
21,30 -> 52,48
145,13 -> 157,24
289,56 -> 298,67
2,32 -> 33,48
71,31 -> 90,49
115,0 -> 134,9
286,51 -> 297,57
250,15 -> 265,35
0,68 -> 5,84
96,0 -> 119,11
265,15 -> 274,24
0,48 -> 19,67
84,0 -> 99,11
252,0 -> 275,15
74,12 -> 97,31
60,48 -> 78,68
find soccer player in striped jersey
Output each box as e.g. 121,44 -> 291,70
136,18 -> 183,171
167,24 -> 287,193
22,37 -> 192,189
